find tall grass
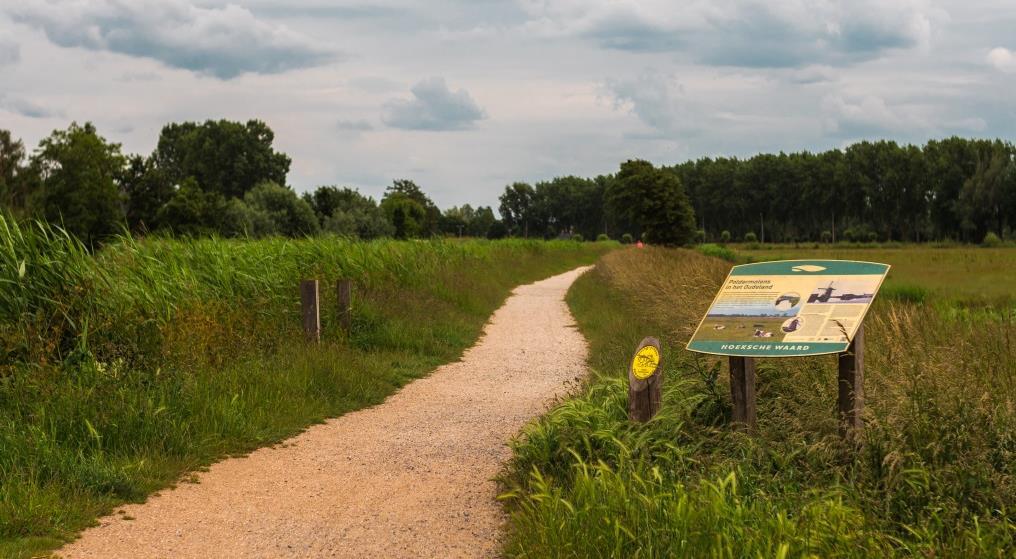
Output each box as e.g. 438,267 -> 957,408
0,213 -> 614,557
501,247 -> 1015,557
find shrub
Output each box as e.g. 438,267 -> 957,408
596,233 -> 610,242
621,233 -> 634,244
866,231 -> 878,243
571,233 -> 585,242
744,231 -> 758,243
694,229 -> 706,243
983,231 -> 1002,247
720,230 -> 731,244
821,230 -> 832,243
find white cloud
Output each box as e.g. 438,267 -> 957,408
987,47 -> 1016,73
382,77 -> 487,131
820,94 -> 927,136
8,0 -> 335,78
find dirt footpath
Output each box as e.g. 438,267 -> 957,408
58,266 -> 592,559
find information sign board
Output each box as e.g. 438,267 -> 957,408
687,260 -> 890,357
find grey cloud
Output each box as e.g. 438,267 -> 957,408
382,77 -> 486,131
9,0 -> 336,79
0,39 -> 19,66
0,94 -> 63,118
539,1 -> 932,68
336,119 -> 373,131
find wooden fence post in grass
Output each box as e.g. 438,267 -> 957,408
300,279 -> 320,343
837,324 -> 865,440
729,356 -> 757,430
628,337 -> 663,422
336,279 -> 352,334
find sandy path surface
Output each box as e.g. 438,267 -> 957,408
58,266 -> 592,559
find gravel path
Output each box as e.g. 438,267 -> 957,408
58,266 -> 592,559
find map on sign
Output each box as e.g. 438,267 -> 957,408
686,260 -> 890,357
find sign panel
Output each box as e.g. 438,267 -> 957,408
686,260 -> 890,357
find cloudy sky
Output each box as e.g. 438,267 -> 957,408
1,0 -> 1014,208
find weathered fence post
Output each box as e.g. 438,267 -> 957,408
729,356 -> 757,430
336,279 -> 352,334
300,279 -> 320,343
628,337 -> 663,422
837,324 -> 864,440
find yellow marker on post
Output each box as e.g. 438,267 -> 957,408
631,345 -> 660,380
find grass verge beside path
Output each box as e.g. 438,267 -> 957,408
0,216 -> 614,558
500,247 -> 1015,558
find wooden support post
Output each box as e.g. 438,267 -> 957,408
628,337 -> 663,422
336,279 -> 352,334
837,324 -> 865,440
729,356 -> 757,430
300,279 -> 320,343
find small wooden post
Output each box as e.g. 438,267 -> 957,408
729,356 -> 757,430
628,337 -> 663,422
837,324 -> 865,439
300,279 -> 320,343
336,279 -> 352,334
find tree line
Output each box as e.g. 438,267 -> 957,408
0,121 -> 501,246
2,119 -> 1013,247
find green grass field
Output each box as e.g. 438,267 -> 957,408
734,245 -> 1016,305
501,247 -> 1015,558
0,215 -> 614,558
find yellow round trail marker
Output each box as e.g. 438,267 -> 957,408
631,344 -> 660,380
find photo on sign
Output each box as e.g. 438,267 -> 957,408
806,279 -> 878,305
695,290 -> 805,342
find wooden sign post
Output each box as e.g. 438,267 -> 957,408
300,279 -> 320,343
728,356 -> 756,430
837,324 -> 864,440
686,260 -> 890,439
628,337 -> 663,422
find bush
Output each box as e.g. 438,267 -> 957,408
744,231 -> 758,243
696,243 -> 737,262
983,231 -> 1002,247
596,233 -> 610,242
571,233 -> 585,242
866,231 -> 878,243
821,230 -> 832,243
694,229 -> 706,243
720,230 -> 731,244
621,233 -> 634,244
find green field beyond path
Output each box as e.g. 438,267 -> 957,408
735,245 -> 1016,304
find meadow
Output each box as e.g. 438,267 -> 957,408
735,244 -> 1016,306
501,246 -> 1016,558
0,215 -> 613,558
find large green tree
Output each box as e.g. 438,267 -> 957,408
608,160 -> 696,246
120,155 -> 174,233
304,185 -> 392,239
0,129 -> 31,215
31,122 -> 126,245
243,182 -> 319,237
153,119 -> 291,199
380,180 -> 438,238
498,182 -> 536,237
